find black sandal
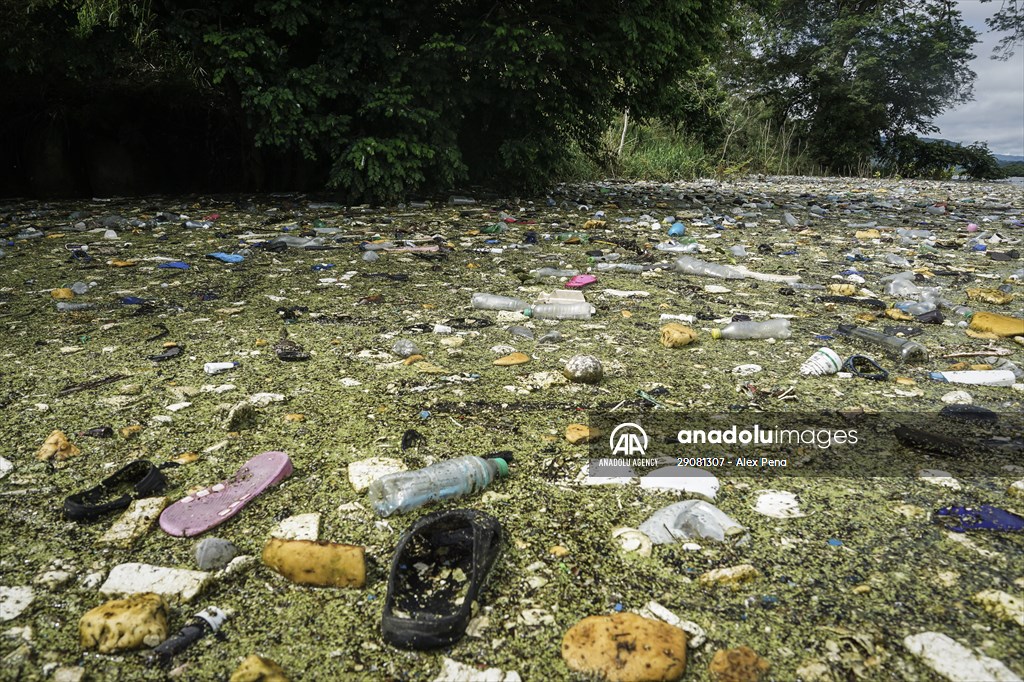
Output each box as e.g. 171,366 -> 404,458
381,509 -> 503,650
64,460 -> 167,522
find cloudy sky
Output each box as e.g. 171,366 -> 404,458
931,0 -> 1024,156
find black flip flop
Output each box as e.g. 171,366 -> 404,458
381,509 -> 502,650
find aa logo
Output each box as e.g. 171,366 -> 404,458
609,423 -> 648,457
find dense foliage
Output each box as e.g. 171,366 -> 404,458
2,0 -> 733,199
877,136 -> 1004,179
728,0 -> 978,174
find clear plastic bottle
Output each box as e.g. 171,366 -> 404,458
711,319 -> 791,340
367,455 -> 509,517
471,293 -> 529,311
674,256 -> 744,279
56,302 -> 96,311
533,267 -> 579,278
884,279 -> 922,297
845,326 -> 928,362
525,302 -> 594,320
596,262 -> 645,273
896,300 -> 937,316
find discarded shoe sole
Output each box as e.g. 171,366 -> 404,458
159,451 -> 293,537
64,460 -> 167,522
382,509 -> 502,650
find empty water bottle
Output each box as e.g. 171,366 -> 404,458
896,301 -> 937,316
674,256 -> 744,280
368,455 -> 509,517
533,268 -> 579,278
472,293 -> 529,311
596,262 -> 645,273
711,319 -> 791,340
884,279 -> 922,297
525,302 -> 594,320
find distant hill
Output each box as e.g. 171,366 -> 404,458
993,153 -> 1024,165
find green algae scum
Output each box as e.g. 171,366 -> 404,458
1,177 -> 1022,681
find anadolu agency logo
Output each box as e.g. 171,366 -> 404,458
609,423 -> 649,457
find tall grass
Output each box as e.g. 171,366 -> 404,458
557,98 -> 826,183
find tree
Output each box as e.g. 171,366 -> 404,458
729,0 -> 977,174
981,0 -> 1023,58
3,0 -> 735,199
150,0 -> 734,199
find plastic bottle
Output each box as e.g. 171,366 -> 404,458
56,302 -> 95,311
929,370 -> 1016,387
896,301 -> 937,316
844,326 -> 928,362
471,293 -> 529,311
595,262 -> 645,273
533,268 -> 579,278
367,455 -> 509,517
525,302 -> 594,320
711,319 -> 791,340
674,256 -> 745,279
885,279 -> 922,297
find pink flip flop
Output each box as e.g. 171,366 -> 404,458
565,274 -> 597,289
159,451 -> 293,537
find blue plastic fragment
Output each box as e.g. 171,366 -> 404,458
207,252 -> 244,264
418,410 -> 431,420
934,505 -> 1024,532
780,249 -> 798,256
311,263 -> 335,271
484,238 -> 501,244
120,296 -> 146,305
814,334 -> 835,341
668,222 -> 686,237
613,602 -> 623,612
972,244 -> 987,251
827,538 -> 843,546
158,261 -> 190,270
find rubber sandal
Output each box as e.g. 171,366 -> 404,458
159,451 -> 293,537
64,460 -> 167,522
382,509 -> 503,650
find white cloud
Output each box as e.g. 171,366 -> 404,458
931,1 -> 1024,156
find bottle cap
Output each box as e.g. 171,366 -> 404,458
711,328 -> 722,339
522,307 -> 534,318
491,457 -> 510,478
